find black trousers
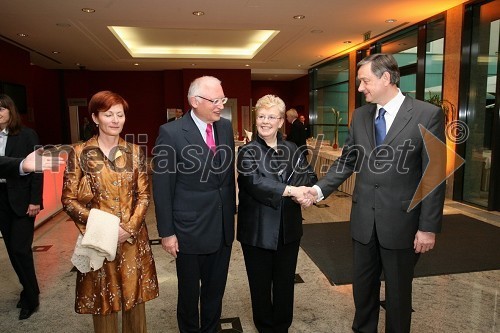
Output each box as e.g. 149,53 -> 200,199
241,239 -> 300,333
0,184 -> 40,309
352,226 -> 419,333
175,243 -> 232,333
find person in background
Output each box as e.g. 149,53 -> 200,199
153,76 -> 236,333
299,115 -> 310,139
0,94 -> 43,320
237,94 -> 317,333
61,91 -> 158,333
306,53 -> 446,333
285,108 -> 307,155
82,116 -> 94,141
167,108 -> 184,122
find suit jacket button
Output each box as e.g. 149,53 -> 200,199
375,184 -> 379,189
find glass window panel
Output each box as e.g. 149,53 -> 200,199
312,82 -> 349,146
380,28 -> 418,66
400,74 -> 416,98
425,18 -> 445,100
312,57 -> 349,89
462,3 -> 499,208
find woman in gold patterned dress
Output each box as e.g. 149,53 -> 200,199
61,91 -> 158,333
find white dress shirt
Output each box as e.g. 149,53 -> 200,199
0,128 -> 8,182
190,110 -> 215,144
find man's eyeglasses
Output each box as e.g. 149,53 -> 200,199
257,115 -> 282,122
196,96 -> 228,105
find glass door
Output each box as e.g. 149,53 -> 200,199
459,0 -> 499,209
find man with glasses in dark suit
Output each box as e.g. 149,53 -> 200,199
153,76 -> 236,333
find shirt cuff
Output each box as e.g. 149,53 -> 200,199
312,184 -> 324,202
19,159 -> 29,176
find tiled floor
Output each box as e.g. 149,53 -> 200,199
0,194 -> 499,332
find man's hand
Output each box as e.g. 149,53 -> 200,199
307,187 -> 319,202
22,148 -> 65,173
26,204 -> 40,217
161,235 -> 179,258
288,186 -> 314,207
414,231 -> 436,253
294,187 -> 319,207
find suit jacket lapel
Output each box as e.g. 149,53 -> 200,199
363,105 -> 377,150
212,121 -> 226,148
383,96 -> 414,146
182,112 -> 209,152
5,133 -> 17,156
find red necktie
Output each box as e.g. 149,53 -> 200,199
206,123 -> 216,153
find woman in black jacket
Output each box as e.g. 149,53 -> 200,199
237,94 -> 317,333
0,94 -> 43,320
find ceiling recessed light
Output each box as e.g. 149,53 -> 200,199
75,63 -> 81,66
81,8 -> 95,13
298,65 -> 302,67
17,33 -> 28,37
133,63 -> 139,66
385,19 -> 397,23
245,64 -> 250,67
293,15 -> 306,19
310,30 -> 323,34
192,11 -> 205,16
52,51 -> 60,54
191,63 -> 196,66
343,41 -> 352,44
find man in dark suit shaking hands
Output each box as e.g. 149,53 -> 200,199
307,54 -> 446,333
153,76 -> 236,333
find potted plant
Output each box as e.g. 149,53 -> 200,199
425,92 -> 455,126
331,108 -> 342,149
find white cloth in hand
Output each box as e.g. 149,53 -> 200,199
71,208 -> 120,273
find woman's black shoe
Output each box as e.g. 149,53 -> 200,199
19,306 -> 38,320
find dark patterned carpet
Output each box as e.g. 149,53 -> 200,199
301,214 -> 500,285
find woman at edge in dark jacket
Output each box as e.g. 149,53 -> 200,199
237,94 -> 317,333
0,94 -> 43,320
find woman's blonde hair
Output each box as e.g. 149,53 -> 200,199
255,94 -> 286,117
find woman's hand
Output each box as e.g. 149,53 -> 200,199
118,226 -> 132,244
286,186 -> 314,208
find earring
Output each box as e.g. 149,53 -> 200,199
95,123 -> 99,127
